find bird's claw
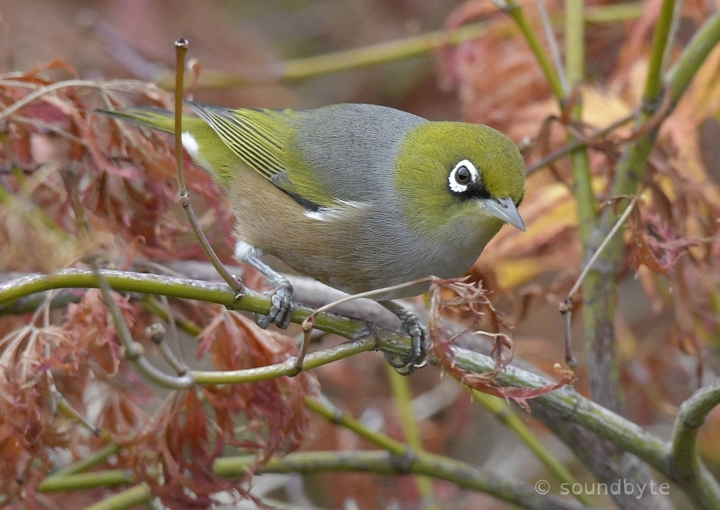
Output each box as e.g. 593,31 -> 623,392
254,280 -> 294,330
384,313 -> 430,375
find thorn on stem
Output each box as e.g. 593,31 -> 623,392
146,323 -> 166,344
389,448 -> 417,472
559,298 -> 577,369
291,316 -> 316,375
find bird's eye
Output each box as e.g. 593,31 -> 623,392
455,166 -> 471,184
448,159 -> 479,194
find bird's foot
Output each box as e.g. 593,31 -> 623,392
254,278 -> 294,330
382,303 -> 430,375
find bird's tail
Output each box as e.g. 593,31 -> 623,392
95,107 -> 176,133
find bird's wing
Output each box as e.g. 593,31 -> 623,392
187,102 -> 334,209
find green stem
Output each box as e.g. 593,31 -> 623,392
0,269 -> 367,340
643,0 -> 678,103
470,390 -> 593,507
50,444 -> 121,477
217,451 -> 583,510
157,22 -> 488,88
451,347 -> 720,509
670,381 -> 720,480
39,470 -> 132,492
386,367 -> 438,509
306,396 -> 408,454
565,0 -> 584,88
505,3 -> 566,100
140,296 -> 202,337
564,0 -> 625,418
94,269 -> 194,389
580,0 -> 681,414
84,484 -> 152,510
564,0 -> 597,241
48,452 -> 582,510
584,3 -> 642,23
666,8 -> 720,103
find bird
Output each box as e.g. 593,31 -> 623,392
97,102 -> 526,374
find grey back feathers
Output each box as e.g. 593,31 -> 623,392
290,104 -> 426,204
187,102 -> 426,208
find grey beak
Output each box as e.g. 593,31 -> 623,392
482,196 -> 526,232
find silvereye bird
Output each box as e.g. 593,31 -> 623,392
98,103 -> 526,374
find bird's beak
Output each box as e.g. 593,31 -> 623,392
482,196 -> 526,232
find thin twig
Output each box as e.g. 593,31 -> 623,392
171,39 -> 243,295
50,444 -> 122,477
9,116 -> 87,145
158,294 -> 187,368
559,197 -> 637,366
92,267 -> 194,389
386,367 -> 439,509
297,277 -> 431,373
666,9 -> 720,104
569,197 -> 638,301
525,112 -> 635,175
503,2 -> 565,99
535,0 -> 570,95
0,79 -> 99,121
467,388 -> 593,506
145,322 -> 188,376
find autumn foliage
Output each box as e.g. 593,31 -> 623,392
1,0 -> 720,508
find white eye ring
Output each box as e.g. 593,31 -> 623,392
448,159 -> 479,193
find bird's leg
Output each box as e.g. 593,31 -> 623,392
379,300 -> 430,375
234,240 -> 293,330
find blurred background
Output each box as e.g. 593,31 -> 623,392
1,0 -> 719,508
0,0 -> 462,114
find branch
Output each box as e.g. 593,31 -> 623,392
643,0 -> 679,103
468,390 -> 593,507
503,1 -> 566,100
564,0 -> 598,242
42,452 -> 584,510
560,2 -> 668,503
4,267 -> 720,507
670,381 -> 720,480
218,451 -> 585,510
84,485 -> 151,510
93,268 -> 195,390
525,112 -> 635,176
454,347 -> 720,509
666,8 -> 720,103
580,0 -> 719,415
0,269 -> 375,340
50,444 -> 121,477
156,22 -> 488,88
386,367 -> 438,508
